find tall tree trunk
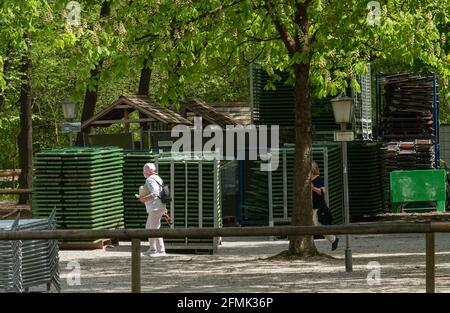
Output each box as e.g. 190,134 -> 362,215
287,0 -> 318,256
0,45 -> 12,112
138,57 -> 152,96
288,63 -> 318,256
17,34 -> 33,205
138,57 -> 152,131
75,62 -> 103,145
76,1 -> 110,146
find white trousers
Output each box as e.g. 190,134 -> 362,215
145,208 -> 166,253
312,209 -> 336,244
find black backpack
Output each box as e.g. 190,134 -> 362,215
317,192 -> 333,225
151,177 -> 172,204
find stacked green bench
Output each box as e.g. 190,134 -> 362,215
32,147 -> 125,245
242,144 -> 344,225
157,156 -> 222,253
122,151 -> 159,228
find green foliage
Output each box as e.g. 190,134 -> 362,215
1,0 -> 450,168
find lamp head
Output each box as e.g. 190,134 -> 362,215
330,93 -> 353,124
61,98 -> 78,119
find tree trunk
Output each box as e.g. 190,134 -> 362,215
0,45 -> 12,112
138,57 -> 152,131
138,57 -> 152,96
75,62 -> 103,145
17,35 -> 33,205
76,1 -> 110,146
288,63 -> 318,256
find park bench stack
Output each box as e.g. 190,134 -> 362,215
122,151 -> 159,228
157,154 -> 222,253
0,213 -> 60,293
32,147 -> 125,248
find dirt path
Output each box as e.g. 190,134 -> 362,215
54,233 -> 450,293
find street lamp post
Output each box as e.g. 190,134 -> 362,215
61,98 -> 79,146
331,93 -> 354,273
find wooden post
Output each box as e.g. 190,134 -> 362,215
131,239 -> 141,293
426,233 -> 435,293
124,109 -> 130,133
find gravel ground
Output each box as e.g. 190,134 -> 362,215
53,233 -> 450,293
3,201 -> 450,293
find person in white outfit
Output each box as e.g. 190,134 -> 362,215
311,161 -> 339,251
139,163 -> 167,257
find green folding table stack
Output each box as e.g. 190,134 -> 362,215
32,147 -> 125,244
347,142 -> 385,220
157,155 -> 222,253
252,66 -> 339,131
242,148 -> 293,225
242,144 -> 344,225
311,144 -> 344,225
122,151 -> 159,228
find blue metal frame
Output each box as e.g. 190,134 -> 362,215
432,73 -> 440,168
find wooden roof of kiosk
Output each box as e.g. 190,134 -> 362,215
179,99 -> 241,127
81,95 -> 192,131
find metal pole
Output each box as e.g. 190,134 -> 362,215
282,148 -> 288,220
426,233 -> 435,293
199,160 -> 203,228
131,239 -> 141,293
375,72 -> 380,140
170,160 -> 175,229
432,73 -> 440,169
268,158 -> 273,228
341,123 -> 353,272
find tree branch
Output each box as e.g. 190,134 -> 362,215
223,36 -> 281,67
265,3 -> 296,55
189,0 -> 246,23
295,0 -> 312,49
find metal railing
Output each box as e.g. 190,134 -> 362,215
0,222 -> 448,293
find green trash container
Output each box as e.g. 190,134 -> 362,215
390,169 -> 447,213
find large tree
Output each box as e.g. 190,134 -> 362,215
0,1 -> 53,204
127,0 -> 450,256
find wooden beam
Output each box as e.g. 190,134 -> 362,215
115,105 -> 134,109
124,109 -> 130,133
0,169 -> 21,178
0,188 -> 32,194
0,223 -> 438,241
91,118 -> 157,125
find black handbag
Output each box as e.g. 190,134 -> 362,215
317,192 -> 333,225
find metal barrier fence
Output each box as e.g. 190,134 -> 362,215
0,222 -> 449,293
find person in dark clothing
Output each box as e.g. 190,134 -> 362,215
311,161 -> 339,251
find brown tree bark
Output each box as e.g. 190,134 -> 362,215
137,57 -> 152,131
138,57 -> 152,96
0,45 -> 12,112
266,1 -> 317,256
17,34 -> 33,205
76,1 -> 110,146
288,62 -> 318,256
75,62 -> 103,145
287,0 -> 318,257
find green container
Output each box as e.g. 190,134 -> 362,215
390,169 -> 447,212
